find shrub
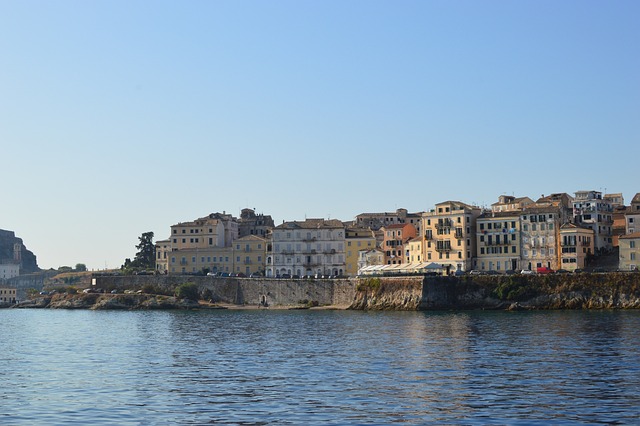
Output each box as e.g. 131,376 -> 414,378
175,282 -> 199,301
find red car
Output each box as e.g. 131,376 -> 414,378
537,267 -> 554,274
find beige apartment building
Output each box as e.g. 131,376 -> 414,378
357,248 -> 385,273
381,223 -> 417,265
155,239 -> 171,274
619,233 -> 640,271
491,195 -> 534,213
422,201 -> 481,274
406,237 -> 424,264
475,211 -> 521,272
560,223 -> 594,271
231,235 -> 267,276
345,227 -> 376,276
520,206 -> 562,271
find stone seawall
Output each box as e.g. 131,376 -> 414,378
352,272 -> 640,310
94,275 -> 357,307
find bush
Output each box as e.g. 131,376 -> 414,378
175,282 -> 199,301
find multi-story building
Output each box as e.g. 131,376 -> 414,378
559,223 -> 594,271
345,227 -> 376,276
168,246 -> 232,275
170,215 -> 227,251
0,263 -> 20,279
357,249 -> 385,273
406,237 -> 424,264
231,235 -> 267,276
572,190 -> 613,252
626,193 -> 640,234
618,233 -> 640,271
0,287 -> 17,303
604,193 -> 625,207
520,206 -> 562,271
154,239 -> 171,274
238,208 -> 274,238
491,195 -> 534,213
380,223 -> 416,265
422,201 -> 481,274
355,208 -> 421,232
266,219 -> 346,278
536,193 -> 574,222
475,211 -> 521,272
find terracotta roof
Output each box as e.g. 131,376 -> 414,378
619,233 -> 640,239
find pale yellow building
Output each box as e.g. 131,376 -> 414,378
155,239 -> 171,274
475,211 -> 521,272
619,233 -> 640,271
560,223 -> 594,271
406,237 -> 424,264
170,215 -> 226,251
231,235 -> 267,276
0,287 -> 16,303
345,227 -> 376,276
422,201 -> 481,274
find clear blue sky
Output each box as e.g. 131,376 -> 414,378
1,1 -> 638,270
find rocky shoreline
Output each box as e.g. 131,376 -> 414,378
11,293 -> 205,310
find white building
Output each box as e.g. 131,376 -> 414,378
572,190 -> 613,253
0,263 -> 20,279
267,219 -> 346,277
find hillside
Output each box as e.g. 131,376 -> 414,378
0,229 -> 39,273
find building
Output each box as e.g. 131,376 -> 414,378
170,215 -> 227,251
626,193 -> 640,234
536,193 -> 574,223
266,219 -> 346,278
618,233 -> 640,271
231,235 -> 267,276
154,239 -> 171,274
572,190 -> 613,253
475,211 -> 521,272
559,223 -> 594,271
238,208 -> 274,238
355,208 -> 421,231
357,248 -> 385,273
520,206 -> 562,271
491,195 -> 534,213
380,223 -> 417,265
0,287 -> 16,303
345,227 -> 376,276
422,201 -> 481,274
604,193 -> 625,207
0,263 -> 20,280
406,237 -> 424,264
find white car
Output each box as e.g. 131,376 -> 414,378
521,269 -> 535,275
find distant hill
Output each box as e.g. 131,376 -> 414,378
0,229 -> 39,274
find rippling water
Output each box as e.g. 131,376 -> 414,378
1,309 -> 639,424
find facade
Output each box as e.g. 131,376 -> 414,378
154,239 -> 171,274
406,238 -> 423,264
357,249 -> 385,273
168,246 -> 232,275
0,287 -> 16,303
422,201 -> 481,273
0,263 -> 20,279
475,212 -> 521,272
355,208 -> 421,234
559,223 -> 594,271
572,190 -> 613,252
238,208 -> 274,238
520,206 -> 562,271
345,227 -> 376,276
266,219 -> 346,278
618,233 -> 640,271
626,193 -> 640,234
170,215 -> 226,251
604,193 -> 625,207
231,236 -> 267,276
491,195 -> 534,213
380,223 -> 417,265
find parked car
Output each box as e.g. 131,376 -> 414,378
521,269 -> 535,275
505,270 -> 519,275
537,267 -> 554,274
468,270 -> 484,275
556,269 -> 570,274
573,268 -> 585,273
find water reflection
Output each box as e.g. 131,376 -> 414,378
1,309 -> 639,424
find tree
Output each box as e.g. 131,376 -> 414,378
175,282 -> 199,301
75,263 -> 87,272
134,231 -> 156,269
121,231 -> 156,270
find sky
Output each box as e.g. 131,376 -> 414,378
1,0 -> 638,270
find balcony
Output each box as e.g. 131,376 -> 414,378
302,237 -> 317,243
454,231 -> 463,239
281,250 -> 295,255
435,221 -> 453,230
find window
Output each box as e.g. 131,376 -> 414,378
631,241 -> 636,249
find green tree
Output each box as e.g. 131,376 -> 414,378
75,263 -> 87,272
122,232 -> 156,270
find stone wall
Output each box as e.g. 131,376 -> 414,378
94,275 -> 357,307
